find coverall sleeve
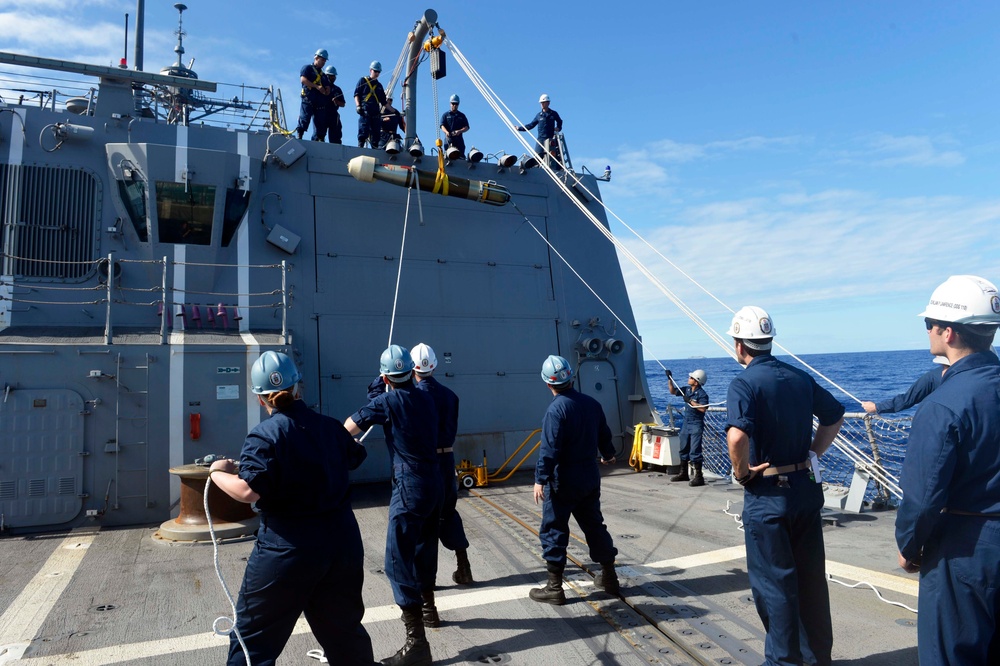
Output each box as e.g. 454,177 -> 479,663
239,430 -> 277,498
875,369 -> 940,414
535,407 -> 560,486
895,401 -> 960,561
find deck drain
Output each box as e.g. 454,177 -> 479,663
619,534 -> 639,539
623,508 -> 638,512
91,604 -> 117,612
472,652 -> 511,664
699,642 -> 714,649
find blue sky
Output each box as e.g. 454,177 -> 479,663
2,0 -> 999,360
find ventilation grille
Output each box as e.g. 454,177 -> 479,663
58,477 -> 76,495
0,481 -> 15,500
0,164 -> 100,279
27,478 -> 46,497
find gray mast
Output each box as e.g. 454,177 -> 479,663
403,8 -> 437,147
134,0 -> 145,71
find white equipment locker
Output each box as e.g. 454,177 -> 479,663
641,425 -> 681,466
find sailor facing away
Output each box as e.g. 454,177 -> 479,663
297,49 -> 331,141
209,351 -> 373,666
516,93 -> 563,157
411,343 -> 475,590
861,355 -> 948,415
666,368 -> 709,486
344,344 -> 441,666
895,275 -> 1000,665
354,60 -> 386,148
725,307 -> 845,666
529,354 -> 620,605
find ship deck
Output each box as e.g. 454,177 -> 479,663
0,466 -> 918,665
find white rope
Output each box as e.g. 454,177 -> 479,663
383,41 -> 409,102
448,36 -> 899,494
826,575 -> 918,614
722,499 -> 745,532
205,471 -> 251,666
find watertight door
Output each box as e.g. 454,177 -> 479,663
0,389 -> 85,528
576,360 -> 624,450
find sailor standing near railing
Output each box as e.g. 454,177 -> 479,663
895,275 -> 1000,665
666,368 -> 709,486
725,306 -> 845,666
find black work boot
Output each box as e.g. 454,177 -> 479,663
593,561 -> 620,595
380,605 -> 431,666
670,463 -> 690,482
529,562 -> 566,605
420,588 -> 440,628
452,548 -> 474,585
689,461 -> 705,487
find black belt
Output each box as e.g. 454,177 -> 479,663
943,508 -> 1000,518
437,447 -> 453,453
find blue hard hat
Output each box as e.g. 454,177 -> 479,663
323,65 -> 337,76
250,351 -> 302,395
370,60 -> 382,72
315,49 -> 329,60
541,355 -> 573,385
450,94 -> 460,104
380,344 -> 414,378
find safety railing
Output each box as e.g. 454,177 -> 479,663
667,406 -> 911,507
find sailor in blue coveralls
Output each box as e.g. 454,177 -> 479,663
517,93 -> 563,158
861,355 -> 948,415
411,343 -> 474,589
296,49 -> 330,141
379,96 -> 406,149
528,355 -> 620,605
666,368 -> 709,486
344,344 -> 441,666
894,275 -> 1000,665
439,94 -> 469,158
354,60 -> 386,149
725,307 -> 845,666
208,351 -> 373,666
320,65 -> 346,144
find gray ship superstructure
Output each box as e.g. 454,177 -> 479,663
0,7 -> 654,532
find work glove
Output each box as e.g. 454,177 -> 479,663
356,105 -> 364,116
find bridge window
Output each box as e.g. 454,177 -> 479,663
155,181 -> 215,245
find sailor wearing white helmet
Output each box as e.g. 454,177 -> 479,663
528,355 -> 620,606
516,93 -> 563,158
895,275 -> 1000,665
725,306 -> 845,666
410,342 -> 474,600
210,351 -> 373,665
665,367 -> 709,486
344,345 -> 441,666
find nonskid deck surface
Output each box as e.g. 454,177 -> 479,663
0,468 -> 918,665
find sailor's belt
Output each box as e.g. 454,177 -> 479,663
762,459 -> 811,477
943,508 -> 1000,518
437,447 -> 453,453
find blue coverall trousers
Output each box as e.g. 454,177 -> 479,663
539,484 -> 617,567
742,471 -> 832,666
386,462 -> 442,606
438,452 -> 470,552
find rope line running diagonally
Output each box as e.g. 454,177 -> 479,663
446,37 -> 898,494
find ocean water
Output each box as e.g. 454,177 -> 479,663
645,348 -> 939,416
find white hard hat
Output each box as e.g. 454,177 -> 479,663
727,306 -> 775,350
539,94 -> 550,103
411,342 -> 437,374
689,369 -> 707,386
920,275 -> 1000,326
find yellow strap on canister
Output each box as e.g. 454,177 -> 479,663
432,138 -> 449,195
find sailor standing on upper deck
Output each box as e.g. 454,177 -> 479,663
725,307 -> 845,666
296,49 -> 330,140
517,93 -> 562,158
439,94 -> 469,158
354,61 -> 386,149
895,275 -> 1000,665
529,355 -> 620,605
344,345 -> 441,666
